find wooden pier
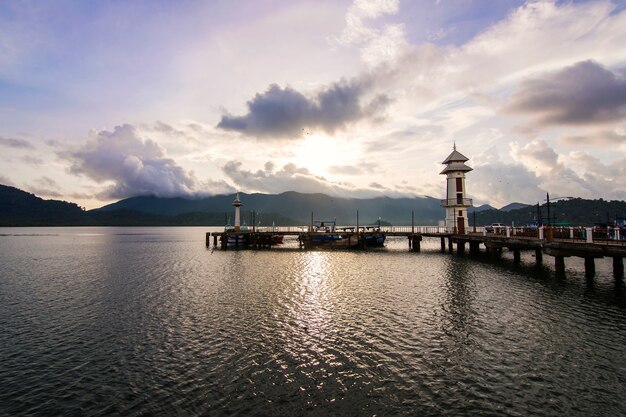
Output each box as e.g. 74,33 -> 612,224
207,225 -> 626,279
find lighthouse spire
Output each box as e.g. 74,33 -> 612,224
233,192 -> 243,231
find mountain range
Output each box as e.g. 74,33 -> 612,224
1,184 -> 624,227
95,191 -> 450,225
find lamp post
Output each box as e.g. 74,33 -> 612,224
546,192 -> 551,227
541,194 -> 572,227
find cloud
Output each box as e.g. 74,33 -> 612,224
510,139 -> 592,195
336,0 -> 406,66
463,137 -> 626,207
151,121 -> 189,137
65,124 -> 198,199
222,160 -> 389,197
35,176 -> 59,189
0,136 -> 34,149
21,155 -> 44,165
506,60 -> 626,128
559,129 -> 626,146
217,79 -> 389,138
328,161 -> 378,175
26,188 -> 64,199
562,151 -> 626,201
507,139 -> 626,201
24,176 -> 64,199
470,147 -> 544,207
0,175 -> 15,186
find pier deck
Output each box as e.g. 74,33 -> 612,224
207,225 -> 625,278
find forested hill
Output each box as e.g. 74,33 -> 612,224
0,184 -> 86,225
473,198 -> 626,227
0,185 -> 299,226
95,191 -> 445,225
1,184 -> 625,226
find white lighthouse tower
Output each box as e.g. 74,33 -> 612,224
233,192 -> 243,231
440,144 -> 473,233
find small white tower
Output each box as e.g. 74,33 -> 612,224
440,144 -> 473,233
233,192 -> 243,231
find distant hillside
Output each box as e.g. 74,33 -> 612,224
0,184 -> 86,226
0,185 -> 443,226
500,202 -> 530,212
96,191 -> 445,225
469,204 -> 496,212
3,184 -> 625,227
474,198 -> 626,227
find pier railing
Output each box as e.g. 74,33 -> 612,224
215,224 -> 625,249
243,225 -> 625,245
475,226 -> 625,245
253,225 -> 451,234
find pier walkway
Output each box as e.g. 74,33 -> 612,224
207,225 -> 625,278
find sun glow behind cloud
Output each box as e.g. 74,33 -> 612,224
290,134 -> 360,176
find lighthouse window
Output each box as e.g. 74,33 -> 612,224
458,210 -> 463,217
457,192 -> 463,205
456,177 -> 463,192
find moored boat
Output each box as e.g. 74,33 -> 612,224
364,233 -> 385,247
301,220 -> 360,249
224,225 -> 250,246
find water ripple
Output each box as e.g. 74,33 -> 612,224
1,228 -> 625,416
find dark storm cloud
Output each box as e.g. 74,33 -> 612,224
65,124 -> 197,199
217,79 -> 390,138
0,136 -> 34,149
506,61 -> 626,128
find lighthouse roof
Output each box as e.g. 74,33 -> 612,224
440,161 -> 473,174
442,149 -> 469,164
232,192 -> 243,206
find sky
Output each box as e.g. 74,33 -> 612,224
1,0 -> 626,210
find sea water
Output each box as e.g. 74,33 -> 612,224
1,227 -> 625,416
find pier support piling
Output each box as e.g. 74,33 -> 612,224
412,236 -> 421,252
206,232 -> 210,247
440,237 -> 446,252
456,242 -> 465,254
485,244 -> 502,259
555,256 -> 565,274
535,249 -> 543,264
469,242 -> 480,256
584,257 -> 596,278
213,234 -> 218,247
448,237 -> 453,253
613,257 -> 624,279
513,249 -> 521,264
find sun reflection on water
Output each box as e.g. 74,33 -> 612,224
274,251 -> 345,395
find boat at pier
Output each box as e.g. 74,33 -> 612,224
364,232 -> 385,247
224,224 -> 250,246
301,220 -> 360,249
